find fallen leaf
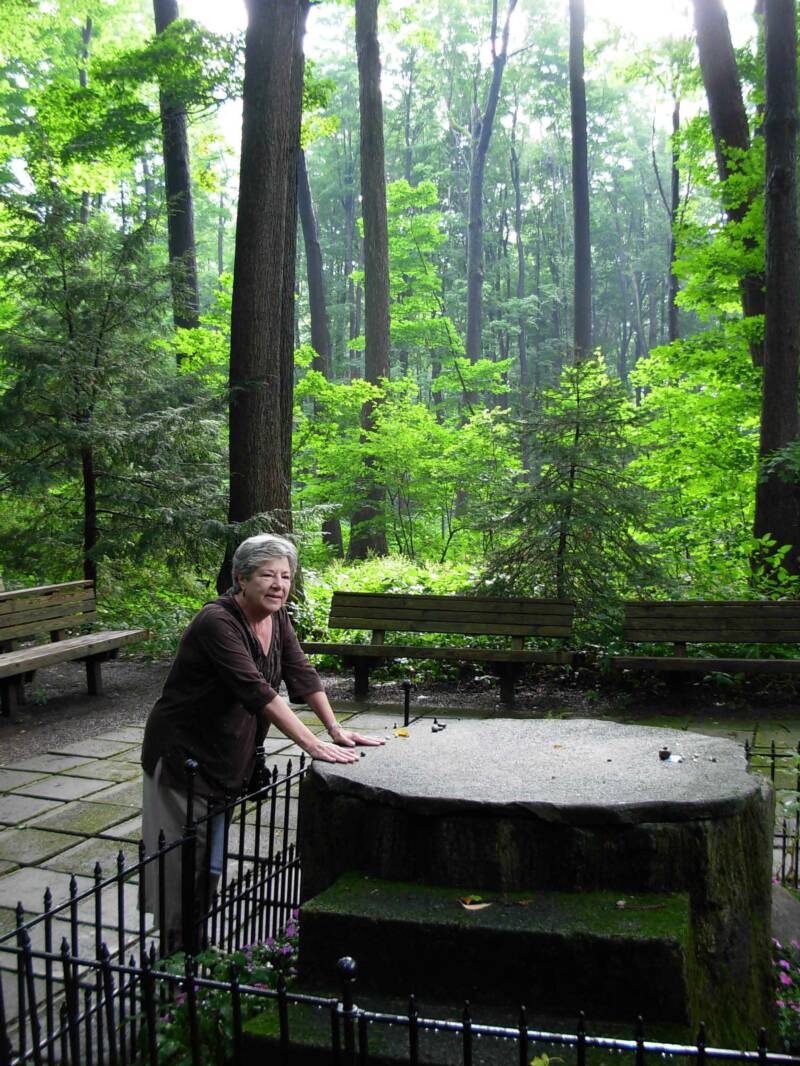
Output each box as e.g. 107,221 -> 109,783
459,900 -> 492,911
393,728 -> 409,737
553,743 -> 563,749
459,895 -> 483,904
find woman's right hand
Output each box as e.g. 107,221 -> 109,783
303,737 -> 360,763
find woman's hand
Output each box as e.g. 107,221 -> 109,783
327,724 -> 385,748
303,737 -> 360,763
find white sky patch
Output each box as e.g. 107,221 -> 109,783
179,0 -> 760,156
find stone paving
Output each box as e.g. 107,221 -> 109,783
0,709 -> 398,930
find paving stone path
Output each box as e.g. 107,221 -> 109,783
0,709 -> 399,925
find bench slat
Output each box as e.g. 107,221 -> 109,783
0,629 -> 148,678
626,607 -> 800,621
0,580 -> 93,605
0,611 -> 100,643
0,596 -> 97,630
0,587 -> 95,618
302,642 -> 575,664
330,607 -> 573,626
613,656 -> 800,674
626,599 -> 800,610
332,592 -> 575,616
623,627 -> 800,643
328,614 -> 572,637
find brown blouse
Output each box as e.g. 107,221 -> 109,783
141,595 -> 322,797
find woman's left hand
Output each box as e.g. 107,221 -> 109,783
328,724 -> 385,747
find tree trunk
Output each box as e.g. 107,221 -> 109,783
217,189 -> 225,276
79,18 -> 92,225
220,0 -> 307,591
279,7 -> 307,515
510,119 -> 528,390
692,0 -> 765,365
668,98 -> 681,342
754,0 -> 800,575
81,444 -> 98,584
465,0 -> 518,369
153,0 -> 200,338
348,0 -> 390,560
298,150 -> 331,377
569,0 -> 591,363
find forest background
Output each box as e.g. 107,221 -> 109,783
0,0 -> 797,670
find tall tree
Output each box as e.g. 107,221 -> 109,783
298,149 -> 332,377
691,0 -> 765,365
465,0 -> 518,368
569,0 -> 591,362
152,0 -> 200,335
221,0 -> 307,589
753,0 -> 800,574
348,0 -> 390,559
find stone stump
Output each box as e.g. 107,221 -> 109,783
298,719 -> 775,1045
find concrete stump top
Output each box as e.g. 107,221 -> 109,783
313,718 -> 761,824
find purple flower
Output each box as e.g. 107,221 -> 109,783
265,937 -> 276,950
291,908 -> 300,920
780,972 -> 792,987
780,959 -> 791,970
774,938 -> 784,949
778,1000 -> 786,1009
281,944 -> 292,956
284,923 -> 296,938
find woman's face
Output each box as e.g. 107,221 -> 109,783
237,556 -> 292,618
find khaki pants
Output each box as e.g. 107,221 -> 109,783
141,759 -> 224,952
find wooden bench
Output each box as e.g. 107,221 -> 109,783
301,591 -> 577,704
612,600 -> 800,676
0,580 -> 148,716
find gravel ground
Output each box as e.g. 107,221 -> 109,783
1,655 -> 797,766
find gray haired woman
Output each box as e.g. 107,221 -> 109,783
141,533 -> 382,950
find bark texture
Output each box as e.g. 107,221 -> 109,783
349,0 -> 390,559
569,0 -> 591,363
754,0 -> 800,574
153,0 -> 200,335
692,0 -> 765,365
221,0 -> 307,591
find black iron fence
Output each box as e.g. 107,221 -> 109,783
0,752 -> 305,1066
745,740 -> 800,888
2,739 -> 800,1066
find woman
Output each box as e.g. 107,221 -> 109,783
141,533 -> 382,950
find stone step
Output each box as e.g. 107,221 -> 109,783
297,873 -> 693,1026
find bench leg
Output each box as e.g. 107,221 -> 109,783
86,658 -> 104,696
1,679 -> 23,717
499,665 -> 517,706
353,660 -> 370,700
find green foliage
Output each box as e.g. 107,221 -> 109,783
295,373 -> 517,563
0,186 -> 226,584
487,357 -> 657,608
631,326 -> 760,595
150,919 -> 299,1066
773,936 -> 800,1052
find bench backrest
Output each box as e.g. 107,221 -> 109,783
0,581 -> 97,647
328,592 -> 575,640
623,601 -> 800,644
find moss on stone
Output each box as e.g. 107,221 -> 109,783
302,872 -> 691,945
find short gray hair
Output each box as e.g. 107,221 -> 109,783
230,534 -> 298,593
